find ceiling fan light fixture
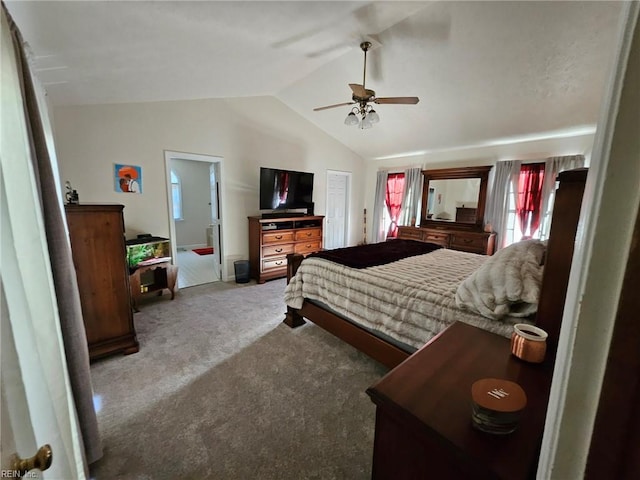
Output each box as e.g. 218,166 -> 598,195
314,42 -> 418,130
344,111 -> 359,126
360,115 -> 373,129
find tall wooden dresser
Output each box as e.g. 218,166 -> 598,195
65,204 -> 139,360
248,215 -> 324,283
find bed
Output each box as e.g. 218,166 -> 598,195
283,169 -> 588,368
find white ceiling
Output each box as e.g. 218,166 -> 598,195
6,1 -> 623,160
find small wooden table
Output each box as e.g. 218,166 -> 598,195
366,322 -> 553,480
129,260 -> 178,311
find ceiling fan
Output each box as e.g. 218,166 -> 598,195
313,41 -> 419,128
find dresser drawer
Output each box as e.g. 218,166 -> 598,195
262,231 -> 295,244
450,233 -> 486,253
262,243 -> 294,257
262,256 -> 287,272
397,227 -> 423,241
295,228 -> 322,241
295,241 -> 322,255
422,231 -> 449,246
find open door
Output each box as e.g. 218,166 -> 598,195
1,7 -> 86,475
165,151 -> 225,287
209,163 -> 222,281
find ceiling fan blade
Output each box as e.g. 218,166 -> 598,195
313,102 -> 355,112
374,97 -> 420,105
349,83 -> 368,98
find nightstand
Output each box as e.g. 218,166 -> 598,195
366,322 -> 553,480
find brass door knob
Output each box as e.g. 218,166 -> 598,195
11,444 -> 52,477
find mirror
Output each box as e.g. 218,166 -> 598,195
421,166 -> 492,230
427,178 -> 481,222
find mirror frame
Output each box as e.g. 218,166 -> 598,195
420,166 -> 492,230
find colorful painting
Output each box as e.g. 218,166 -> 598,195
115,164 -> 142,194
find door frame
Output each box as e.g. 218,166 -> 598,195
164,150 -> 226,281
325,170 -> 352,249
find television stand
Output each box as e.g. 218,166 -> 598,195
261,212 -> 307,219
248,215 -> 324,283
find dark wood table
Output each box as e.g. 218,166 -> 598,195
366,322 -> 553,480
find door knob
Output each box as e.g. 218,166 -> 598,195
11,444 -> 52,477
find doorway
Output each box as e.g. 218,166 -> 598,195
325,170 -> 351,249
164,151 -> 224,288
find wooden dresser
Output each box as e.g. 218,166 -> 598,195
248,215 -> 324,283
65,204 -> 139,360
367,322 -> 552,480
397,225 -> 496,255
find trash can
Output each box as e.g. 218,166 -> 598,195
234,260 -> 250,284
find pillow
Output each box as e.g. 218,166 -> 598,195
455,239 -> 546,320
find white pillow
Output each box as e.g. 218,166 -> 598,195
455,239 -> 546,320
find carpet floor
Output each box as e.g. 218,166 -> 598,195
89,279 -> 388,479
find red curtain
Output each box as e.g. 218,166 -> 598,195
516,164 -> 545,239
385,173 -> 405,238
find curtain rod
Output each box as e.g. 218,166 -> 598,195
377,164 -> 423,172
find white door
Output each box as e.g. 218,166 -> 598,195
325,171 -> 351,249
1,7 -> 86,476
209,163 -> 222,280
0,200 -> 84,480
1,283 -> 38,477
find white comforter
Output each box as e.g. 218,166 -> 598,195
284,248 -> 526,350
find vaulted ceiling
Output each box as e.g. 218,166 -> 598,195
6,1 -> 623,160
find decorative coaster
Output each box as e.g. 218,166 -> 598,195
471,378 -> 527,434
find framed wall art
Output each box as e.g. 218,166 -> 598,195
115,164 -> 142,194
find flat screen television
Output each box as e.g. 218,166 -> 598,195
259,167 -> 314,210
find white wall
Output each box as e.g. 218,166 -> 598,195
540,4 -> 640,477
53,96 -> 366,277
364,132 -> 595,242
171,159 -> 211,248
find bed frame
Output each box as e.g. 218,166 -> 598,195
284,169 -> 588,369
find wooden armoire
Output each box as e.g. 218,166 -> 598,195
65,204 -> 138,360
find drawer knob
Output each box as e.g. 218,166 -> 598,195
306,244 -> 312,248
275,248 -> 283,253
306,232 -> 312,236
275,235 -> 283,239
275,261 -> 283,265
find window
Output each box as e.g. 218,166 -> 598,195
384,173 -> 405,238
504,163 -> 551,246
171,170 -> 183,220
